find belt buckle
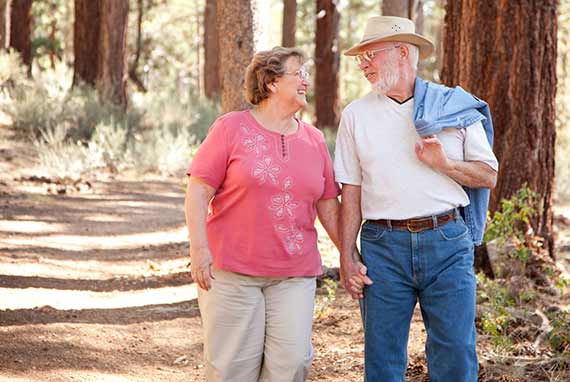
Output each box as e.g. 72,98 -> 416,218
406,221 -> 423,233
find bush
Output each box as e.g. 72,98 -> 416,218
0,50 -> 28,95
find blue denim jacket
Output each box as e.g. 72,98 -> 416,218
413,77 -> 494,245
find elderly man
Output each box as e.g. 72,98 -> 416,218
334,16 -> 499,381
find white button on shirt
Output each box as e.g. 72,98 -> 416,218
334,92 -> 499,220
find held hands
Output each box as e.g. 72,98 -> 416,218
414,135 -> 452,172
340,249 -> 373,300
190,246 -> 215,291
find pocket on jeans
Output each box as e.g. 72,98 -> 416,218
437,219 -> 469,241
360,223 -> 387,241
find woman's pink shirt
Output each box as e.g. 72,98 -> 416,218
187,110 -> 340,277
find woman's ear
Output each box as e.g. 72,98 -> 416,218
268,82 -> 278,93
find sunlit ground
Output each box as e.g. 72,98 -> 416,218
0,285 -> 197,310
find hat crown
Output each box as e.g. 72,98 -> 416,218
343,15 -> 434,59
361,16 -> 416,44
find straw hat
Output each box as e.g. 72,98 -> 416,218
344,16 -> 434,59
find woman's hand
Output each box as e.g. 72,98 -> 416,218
190,246 -> 215,291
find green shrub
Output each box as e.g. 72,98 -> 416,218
484,186 -> 538,264
548,310 -> 570,354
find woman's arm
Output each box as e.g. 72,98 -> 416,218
185,176 -> 217,290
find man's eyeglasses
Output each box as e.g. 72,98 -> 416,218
284,66 -> 310,81
354,45 -> 400,65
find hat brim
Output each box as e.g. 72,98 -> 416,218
344,33 -> 434,59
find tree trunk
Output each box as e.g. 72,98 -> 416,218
0,0 -> 11,49
204,0 -> 220,99
282,0 -> 296,47
413,0 -> 424,35
441,0 -> 558,258
73,0 -> 101,86
381,0 -> 409,17
433,0 -> 446,81
129,0 -> 147,93
97,0 -> 129,108
49,1 -> 57,69
381,0 -> 423,27
9,0 -> 32,71
217,0 -> 254,112
314,0 -> 340,131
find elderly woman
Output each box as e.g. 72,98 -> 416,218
184,47 -> 340,382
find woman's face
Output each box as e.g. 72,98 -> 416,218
271,57 -> 309,109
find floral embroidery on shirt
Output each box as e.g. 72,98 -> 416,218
253,157 -> 281,185
276,223 -> 305,255
239,122 -> 251,135
243,133 -> 268,157
282,176 -> 293,191
270,192 -> 298,219
240,122 -> 268,157
239,121 -> 305,255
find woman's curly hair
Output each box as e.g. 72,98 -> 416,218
244,46 -> 306,106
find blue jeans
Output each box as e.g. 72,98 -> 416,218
360,214 -> 478,382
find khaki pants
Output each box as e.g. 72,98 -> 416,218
198,269 -> 316,382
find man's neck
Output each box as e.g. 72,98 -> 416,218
386,70 -> 416,102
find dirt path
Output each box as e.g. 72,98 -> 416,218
0,123 -> 425,381
1,124 -> 569,381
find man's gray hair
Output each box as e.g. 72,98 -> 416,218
404,43 -> 420,70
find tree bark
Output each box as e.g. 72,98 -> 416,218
129,0 -> 147,93
413,0 -> 424,35
315,0 -> 340,131
204,0 -> 220,99
73,0 -> 101,86
0,0 -> 11,49
49,1 -> 57,69
282,0 -> 296,47
381,0 -> 423,27
97,0 -> 129,108
441,0 -> 558,258
9,0 -> 32,71
381,0 -> 409,17
217,0 -> 254,112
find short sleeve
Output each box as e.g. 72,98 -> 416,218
319,141 -> 341,199
464,121 -> 499,171
334,110 -> 362,185
186,117 -> 229,190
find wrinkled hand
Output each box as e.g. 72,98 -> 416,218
415,135 -> 451,171
340,249 -> 373,299
190,246 -> 215,291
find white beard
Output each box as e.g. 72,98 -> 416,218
372,57 -> 401,96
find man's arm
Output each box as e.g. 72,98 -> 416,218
340,184 -> 373,299
439,160 -> 497,188
415,135 -> 497,188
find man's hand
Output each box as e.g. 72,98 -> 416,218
340,249 -> 373,299
414,135 -> 451,172
190,246 -> 215,291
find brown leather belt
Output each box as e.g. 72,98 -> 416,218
367,210 -> 457,233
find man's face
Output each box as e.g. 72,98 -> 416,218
355,42 -> 402,95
